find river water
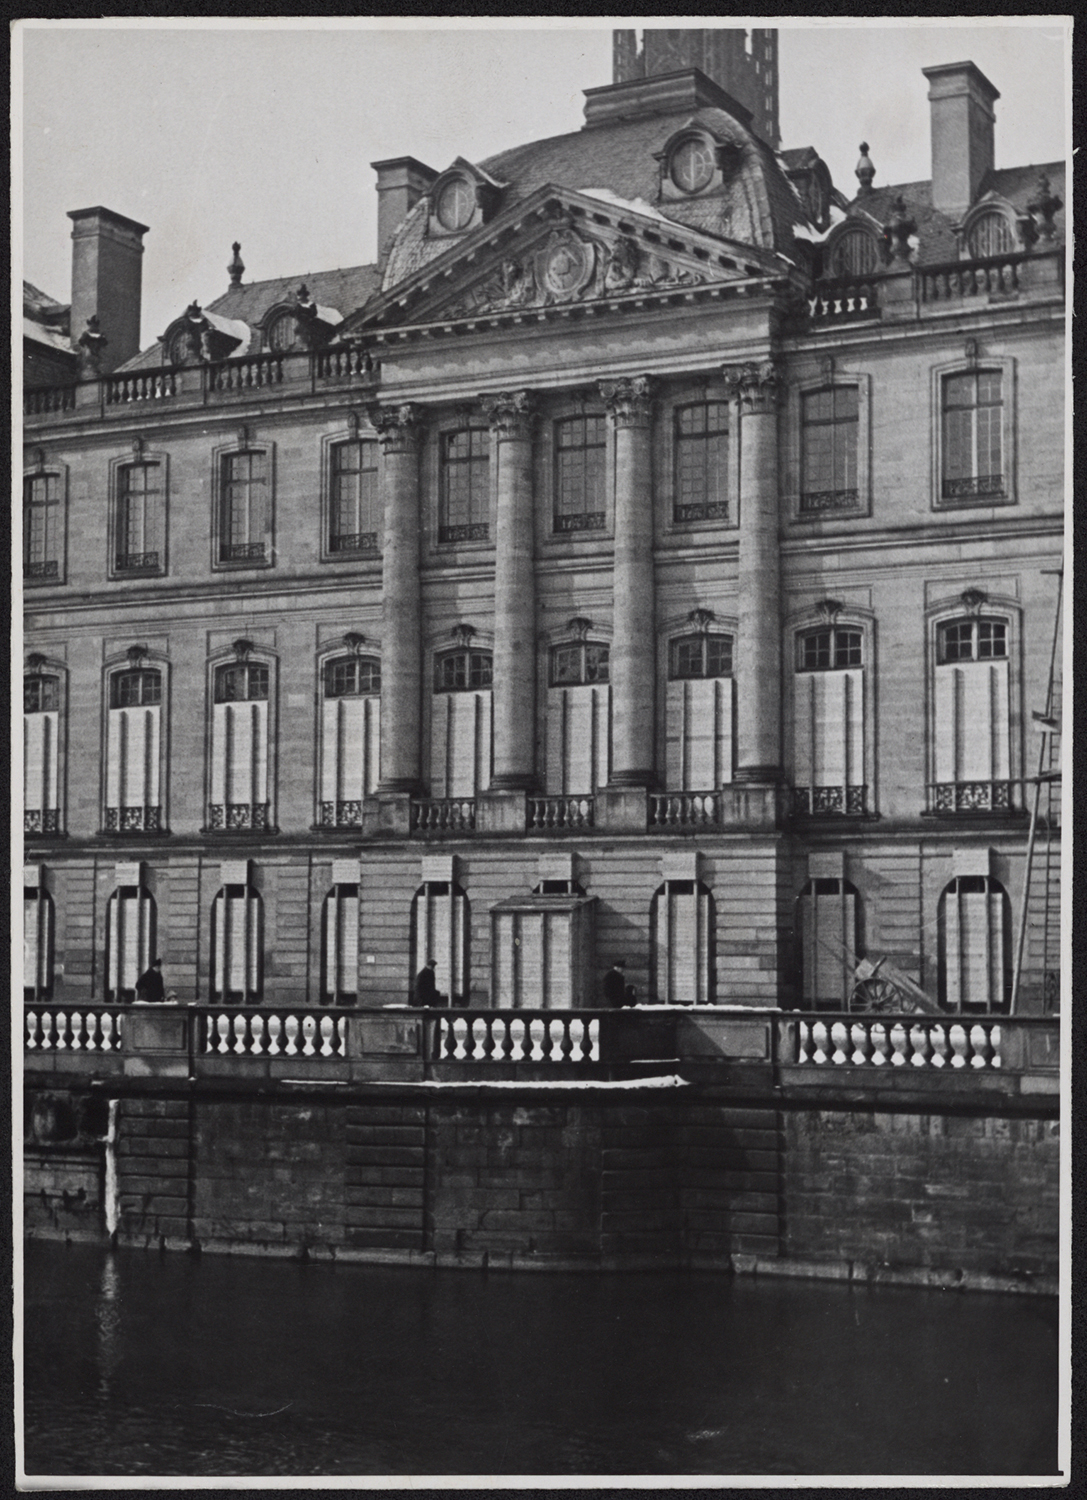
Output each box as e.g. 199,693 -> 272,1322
22,1240 -> 1058,1479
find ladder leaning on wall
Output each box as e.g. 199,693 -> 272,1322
1010,569 -> 1063,1015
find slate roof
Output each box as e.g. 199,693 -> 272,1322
23,280 -> 73,352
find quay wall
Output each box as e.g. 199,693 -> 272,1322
24,1079 -> 1060,1293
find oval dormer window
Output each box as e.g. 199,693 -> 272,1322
266,312 -> 297,352
671,137 -> 715,194
436,177 -> 475,232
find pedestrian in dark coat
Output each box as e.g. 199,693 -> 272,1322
135,958 -> 165,1003
414,958 -> 446,1007
602,960 -> 627,1009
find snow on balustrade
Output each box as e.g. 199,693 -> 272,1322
199,1009 -> 346,1058
795,1015 -> 1002,1069
25,1006 -> 123,1053
434,1011 -> 600,1064
807,278 -> 879,322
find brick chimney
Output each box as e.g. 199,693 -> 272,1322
68,207 -> 149,375
922,62 -> 1000,217
370,157 -> 437,268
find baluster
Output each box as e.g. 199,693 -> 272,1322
54,1011 -> 69,1050
970,1023 -> 992,1069
506,1016 -> 524,1061
319,1015 -> 335,1057
526,1018 -> 543,1062
569,1017 -> 586,1062
910,1022 -> 931,1067
928,1024 -> 948,1068
480,1015 -> 497,1062
337,1017 -> 348,1055
283,1013 -> 300,1056
249,1013 -> 267,1056
989,1023 -> 1002,1069
588,1017 -> 600,1061
448,1016 -> 465,1061
214,1014 -> 230,1054
267,1013 -> 282,1054
83,1011 -> 99,1051
100,1011 -> 116,1053
888,1021 -> 908,1066
25,1010 -> 39,1049
810,1020 -> 828,1065
470,1017 -> 487,1061
868,1021 -> 888,1066
40,1009 -> 56,1050
796,1020 -> 811,1065
830,1021 -> 849,1065
949,1022 -> 969,1068
558,1016 -> 575,1063
71,1010 -> 86,1050
850,1020 -> 871,1066
301,1014 -> 317,1056
231,1013 -> 248,1054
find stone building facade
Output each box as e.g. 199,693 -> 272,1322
22,34 -> 1064,1023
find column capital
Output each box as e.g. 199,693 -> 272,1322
480,389 -> 535,441
599,374 -> 655,428
369,402 -> 424,453
722,360 -> 781,414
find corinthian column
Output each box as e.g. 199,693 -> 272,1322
481,390 -> 536,790
600,375 -> 655,786
724,361 -> 782,781
373,403 -> 423,792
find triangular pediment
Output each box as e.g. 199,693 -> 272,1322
347,185 -> 793,335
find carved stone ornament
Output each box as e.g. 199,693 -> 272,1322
369,402 -> 422,452
232,638 -> 255,661
536,228 -> 596,302
722,361 -> 780,414
26,652 -> 47,671
599,374 -> 654,426
688,607 -> 715,632
960,588 -> 988,615
815,598 -> 844,623
964,337 -> 978,367
1027,173 -> 1062,241
228,242 -> 245,288
479,389 -> 535,439
342,631 -> 366,654
77,315 -> 108,377
451,623 -> 476,647
567,616 -> 592,640
126,644 -> 149,667
883,195 -> 916,263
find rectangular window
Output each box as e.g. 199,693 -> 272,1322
24,474 -> 61,580
794,631 -> 866,815
210,664 -> 271,830
116,463 -> 163,572
24,676 -> 61,834
440,428 -> 489,543
219,452 -> 268,562
106,670 -> 163,833
211,886 -> 262,1003
673,402 -> 729,523
801,387 -> 859,513
933,620 -> 1011,813
653,881 -> 714,1005
330,440 -> 380,555
942,371 -> 1003,500
554,416 -> 607,532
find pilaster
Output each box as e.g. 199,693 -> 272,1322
373,403 -> 424,793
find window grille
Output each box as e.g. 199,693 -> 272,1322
673,403 -> 729,522
329,440 -> 380,554
440,428 -> 489,543
554,416 -> 607,532
801,387 -> 859,513
941,371 -> 1003,500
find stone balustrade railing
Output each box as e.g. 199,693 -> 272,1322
919,253 -> 1028,303
807,277 -> 880,322
527,795 -> 594,831
26,1006 -> 124,1052
199,1008 -> 347,1058
649,791 -> 721,828
411,798 -> 476,833
791,1014 -> 1003,1070
433,1011 -> 601,1064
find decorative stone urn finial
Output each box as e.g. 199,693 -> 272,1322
228,243 -> 245,288
77,314 -> 108,377
883,194 -> 916,263
1027,173 -> 1062,241
855,143 -> 875,195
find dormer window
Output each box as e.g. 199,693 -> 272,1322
658,127 -> 736,203
964,209 -> 1016,260
266,312 -> 297,352
671,136 -> 715,194
427,160 -> 503,240
436,177 -> 475,232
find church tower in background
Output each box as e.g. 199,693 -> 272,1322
613,27 -> 780,148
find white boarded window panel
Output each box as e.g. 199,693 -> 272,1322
665,678 -> 733,790
213,889 -> 261,1001
935,661 -> 1009,784
107,890 -> 155,999
322,696 -> 380,804
545,913 -> 572,1009
212,700 -> 269,807
325,888 -> 359,999
520,914 -> 545,1004
654,884 -> 712,1005
801,886 -> 857,1006
106,705 -> 161,808
492,911 -> 575,1009
946,884 -> 1005,1011
493,911 -> 514,1009
24,890 -> 54,995
418,885 -> 468,1003
546,685 -> 609,795
797,669 -> 863,786
431,692 -> 491,798
24,710 -> 59,814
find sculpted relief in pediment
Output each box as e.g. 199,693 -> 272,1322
438,225 -> 711,321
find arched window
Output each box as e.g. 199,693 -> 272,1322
210,883 -> 263,1004
24,881 -> 55,1002
932,617 -> 1011,812
321,882 -> 359,1006
210,659 -> 271,830
665,634 -> 734,791
800,387 -> 859,512
546,640 -> 610,795
105,884 -> 156,1004
320,655 -> 381,826
329,439 -> 380,555
410,882 -> 469,1005
431,648 -> 492,798
796,878 -> 862,1009
966,210 -> 1015,259
938,876 -> 1011,1012
794,627 -> 866,815
106,666 -> 163,832
831,227 -> 881,278
24,672 -> 61,834
651,881 -> 715,1005
24,472 -> 62,582
673,402 -> 730,523
266,312 -> 297,352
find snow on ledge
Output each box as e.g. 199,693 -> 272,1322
371,1074 -> 691,1091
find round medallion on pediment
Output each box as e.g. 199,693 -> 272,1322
539,230 -> 595,300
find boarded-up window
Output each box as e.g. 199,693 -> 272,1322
106,886 -> 156,1004
794,629 -> 865,814
321,655 -> 380,826
211,662 -> 271,830
210,885 -> 263,1004
651,881 -> 715,1005
797,878 -> 860,1009
939,876 -> 1011,1013
24,674 -> 61,834
321,884 -> 359,1006
106,668 -> 162,832
411,882 -> 469,1006
933,618 -> 1010,811
492,901 -> 593,1010
431,651 -> 492,799
24,886 -> 55,1002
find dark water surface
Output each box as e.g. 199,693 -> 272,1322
23,1240 -> 1058,1478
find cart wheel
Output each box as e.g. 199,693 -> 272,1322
849,976 -> 905,1014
